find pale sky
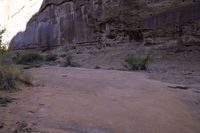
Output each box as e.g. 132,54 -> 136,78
0,0 -> 43,42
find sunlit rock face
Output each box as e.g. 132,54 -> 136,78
9,0 -> 200,49
0,0 -> 43,43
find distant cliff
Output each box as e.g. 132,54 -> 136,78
9,0 -> 200,49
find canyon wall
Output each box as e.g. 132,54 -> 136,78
143,1 -> 200,45
10,0 -> 144,49
8,0 -> 200,49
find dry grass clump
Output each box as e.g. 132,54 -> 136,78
0,63 -> 32,91
0,52 -> 32,91
0,28 -> 32,91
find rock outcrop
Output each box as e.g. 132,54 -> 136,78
8,0 -> 200,49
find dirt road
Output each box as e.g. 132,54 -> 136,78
0,66 -> 200,133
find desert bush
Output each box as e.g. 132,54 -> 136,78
0,64 -> 21,90
0,52 -> 32,91
0,46 -> 6,54
0,28 -> 5,45
128,30 -> 143,42
123,55 -> 151,71
0,63 -> 32,91
106,34 -> 116,39
45,53 -> 57,62
63,55 -> 72,67
0,52 -> 13,64
0,28 -> 32,91
16,52 -> 43,64
62,55 -> 80,67
0,28 -> 6,53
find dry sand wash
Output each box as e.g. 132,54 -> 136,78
0,66 -> 200,133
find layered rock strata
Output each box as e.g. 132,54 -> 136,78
7,0 -> 200,49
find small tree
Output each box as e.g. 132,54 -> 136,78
0,28 -> 6,52
0,28 -> 5,44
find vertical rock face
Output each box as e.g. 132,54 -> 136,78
142,2 -> 200,46
11,0 -> 147,48
8,0 -> 200,49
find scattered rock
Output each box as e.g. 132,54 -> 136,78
0,97 -> 15,107
183,72 -> 193,75
14,121 -> 32,133
168,86 -> 190,90
0,122 -> 4,129
13,121 -> 48,133
95,66 -> 101,69
28,110 -> 35,114
62,75 -> 68,77
23,65 -> 41,70
193,90 -> 200,94
108,67 -> 114,70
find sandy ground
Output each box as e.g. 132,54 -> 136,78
0,66 -> 200,133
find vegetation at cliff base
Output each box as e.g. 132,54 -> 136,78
0,28 -> 32,91
62,55 -> 80,67
45,53 -> 57,62
15,52 -> 60,65
0,64 -> 22,91
63,55 -> 72,67
16,52 -> 44,65
123,55 -> 151,71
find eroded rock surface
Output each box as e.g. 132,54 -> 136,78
9,0 -> 200,49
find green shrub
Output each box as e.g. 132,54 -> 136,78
0,49 -> 32,91
45,53 -> 57,62
16,52 -> 43,65
0,63 -> 32,91
0,52 -> 13,64
128,30 -> 143,42
63,56 -> 72,67
0,28 -> 6,53
62,55 -> 80,67
0,28 -> 5,45
0,45 -> 6,54
123,55 -> 151,71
